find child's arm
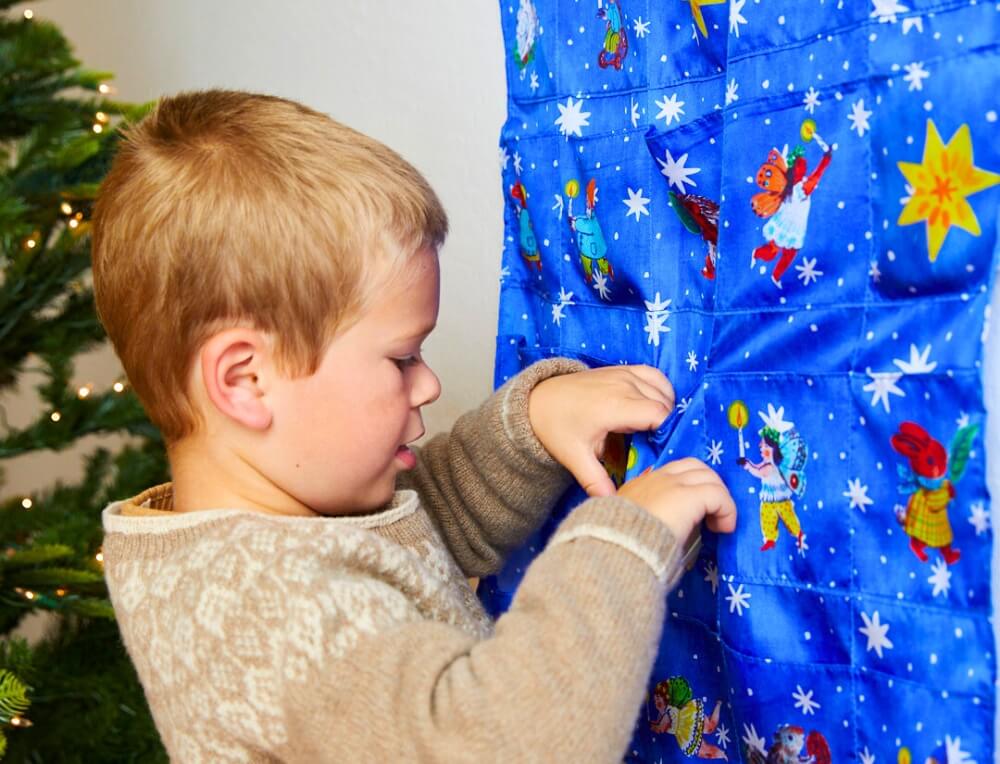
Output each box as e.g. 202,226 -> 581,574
271,496 -> 685,762
396,357 -> 588,578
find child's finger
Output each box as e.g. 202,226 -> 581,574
624,365 -> 675,405
626,377 -> 674,410
570,452 -> 617,497
610,398 -> 672,433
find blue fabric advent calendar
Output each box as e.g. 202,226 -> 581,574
478,0 -> 1000,761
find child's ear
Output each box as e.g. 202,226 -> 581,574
199,328 -> 273,431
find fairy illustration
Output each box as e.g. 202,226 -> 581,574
648,676 -> 727,759
510,180 -> 542,272
891,420 -> 977,565
737,404 -> 808,552
750,119 -> 833,288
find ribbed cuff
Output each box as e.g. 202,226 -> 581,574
547,495 -> 685,588
491,357 -> 590,470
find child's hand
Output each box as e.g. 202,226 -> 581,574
617,458 -> 737,542
528,365 -> 674,497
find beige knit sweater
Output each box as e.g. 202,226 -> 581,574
102,358 -> 686,763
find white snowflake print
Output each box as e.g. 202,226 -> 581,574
729,0 -> 748,37
928,557 -> 952,597
792,685 -> 821,715
643,292 -> 672,346
848,98 -> 873,137
592,270 -> 611,301
742,723 -> 767,755
707,439 -> 724,465
868,261 -> 882,282
498,145 -> 510,171
862,368 -> 905,413
629,98 -> 640,128
945,735 -> 976,764
499,265 -> 511,284
860,747 -> 876,764
512,150 -> 523,175
715,722 -> 730,749
551,194 -> 565,220
893,343 -> 937,374
871,0 -> 909,23
726,582 -> 751,616
903,61 -> 930,91
844,478 -> 874,512
803,86 -> 821,114
657,148 -> 701,192
676,396 -> 691,413
725,78 -> 739,106
968,502 -> 990,535
654,93 -> 685,126
623,187 -> 651,221
686,349 -> 699,371
703,560 -> 719,594
632,16 -> 650,39
529,71 -> 540,92
956,411 -> 971,428
795,256 -> 823,285
859,610 -> 894,658
555,97 -> 591,138
901,16 -> 923,33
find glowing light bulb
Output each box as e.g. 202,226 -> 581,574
23,9 -> 33,19
24,591 -> 35,601
50,411 -> 61,422
60,202 -> 73,215
26,239 -> 36,249
98,83 -> 111,94
95,551 -> 104,563
21,498 -> 32,509
68,219 -> 79,229
92,124 -> 103,134
77,385 -> 92,399
113,382 -> 125,393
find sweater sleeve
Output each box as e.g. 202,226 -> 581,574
274,496 -> 686,763
396,357 -> 590,578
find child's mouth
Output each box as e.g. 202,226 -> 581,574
395,445 -> 417,469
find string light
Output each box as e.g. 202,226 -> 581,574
10,716 -> 33,728
25,238 -> 36,249
113,381 -> 125,393
98,83 -> 113,95
68,218 -> 79,229
49,411 -> 61,422
55,588 -> 67,597
20,499 -> 31,510
92,123 -> 103,134
95,551 -> 104,564
22,9 -> 33,20
60,201 -> 73,215
23,591 -> 35,601
77,384 -> 93,399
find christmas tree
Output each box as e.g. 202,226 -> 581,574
0,3 -> 166,759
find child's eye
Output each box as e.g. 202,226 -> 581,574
392,354 -> 421,370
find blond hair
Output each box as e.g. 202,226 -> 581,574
92,89 -> 448,443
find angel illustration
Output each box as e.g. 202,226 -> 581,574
648,676 -> 726,759
738,404 -> 808,552
750,119 -> 833,288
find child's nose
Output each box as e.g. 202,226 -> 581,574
416,363 -> 441,407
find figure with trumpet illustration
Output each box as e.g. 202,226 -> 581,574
751,119 -> 834,288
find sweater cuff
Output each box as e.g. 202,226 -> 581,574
546,495 -> 686,589
492,357 -> 590,470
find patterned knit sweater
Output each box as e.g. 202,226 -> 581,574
102,358 -> 686,762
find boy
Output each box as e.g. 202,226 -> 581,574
93,90 -> 736,762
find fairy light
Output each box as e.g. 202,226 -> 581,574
95,111 -> 109,124
68,218 -> 79,229
98,83 -> 112,95
25,238 -> 36,249
10,716 -> 33,728
92,123 -> 103,134
22,9 -> 33,20
60,202 -> 73,215
23,591 -> 35,601
50,411 -> 61,422
55,588 -> 67,597
113,381 -> 125,393
95,551 -> 104,564
77,384 -> 93,399
20,498 -> 31,510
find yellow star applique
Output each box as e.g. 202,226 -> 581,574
688,0 -> 726,38
897,119 -> 1000,262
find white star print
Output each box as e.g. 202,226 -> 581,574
969,502 -> 990,535
592,270 -> 611,301
792,685 -> 821,715
656,149 -> 700,192
795,256 -> 823,285
903,61 -> 930,91
632,17 -> 650,39
844,478 -> 874,512
703,561 -> 719,594
945,735 -> 976,764
928,557 -> 952,597
654,93 -> 685,126
862,368 -> 905,413
742,723 -> 766,754
901,15 -> 923,33
498,146 -> 510,171
716,722 -> 731,749
529,71 -> 540,92
859,610 -> 894,658
512,151 -> 523,175
729,0 -> 748,37
870,0 -> 909,23
848,98 -> 873,137
725,78 -> 739,106
860,747 -> 876,764
629,98 -> 640,128
686,350 -> 700,372
868,261 -> 882,282
623,187 -> 651,221
803,86 -> 821,114
726,582 -> 751,616
643,292 -> 672,346
893,343 -> 937,374
707,439 -> 724,465
555,97 -> 591,138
